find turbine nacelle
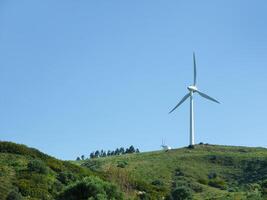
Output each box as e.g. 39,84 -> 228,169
187,85 -> 198,92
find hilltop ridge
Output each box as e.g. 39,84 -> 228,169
79,144 -> 267,199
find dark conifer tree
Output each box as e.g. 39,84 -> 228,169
90,152 -> 95,159
129,145 -> 135,153
115,148 -> 120,155
94,150 -> 100,158
100,150 -> 104,157
119,147 -> 125,154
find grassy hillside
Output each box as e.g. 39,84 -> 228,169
1,141 -> 267,199
0,141 -> 123,200
80,144 -> 267,199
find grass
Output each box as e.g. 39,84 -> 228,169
1,141 -> 267,199
79,144 -> 267,199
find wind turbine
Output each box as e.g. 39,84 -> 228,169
169,53 -> 220,146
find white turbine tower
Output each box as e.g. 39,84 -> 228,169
169,53 -> 220,146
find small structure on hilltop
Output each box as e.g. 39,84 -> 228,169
161,139 -> 171,151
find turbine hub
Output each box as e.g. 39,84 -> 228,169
187,85 -> 198,92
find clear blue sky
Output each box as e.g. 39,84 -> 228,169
1,1 -> 267,160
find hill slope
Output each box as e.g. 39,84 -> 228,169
80,144 -> 267,199
0,141 -> 114,200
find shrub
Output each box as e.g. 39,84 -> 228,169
174,168 -> 184,177
27,159 -> 48,174
117,161 -> 128,168
171,186 -> 193,200
188,145 -> 194,149
208,172 -> 217,179
57,171 -> 77,185
261,179 -> 267,194
198,178 -> 208,185
6,189 -> 23,200
16,178 -> 52,199
208,178 -> 226,190
138,192 -> 151,200
82,160 -> 101,172
56,176 -> 123,200
246,191 -> 263,200
151,180 -> 164,186
262,179 -> 267,188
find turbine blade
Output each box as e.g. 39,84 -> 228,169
196,91 -> 220,104
193,52 -> 197,86
169,93 -> 190,114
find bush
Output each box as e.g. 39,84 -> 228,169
198,178 -> 208,185
262,179 -> 267,194
138,192 -> 151,200
82,160 -> 101,172
151,180 -> 164,186
188,145 -> 194,149
208,172 -> 217,179
28,159 -> 48,174
6,189 -> 23,200
57,171 -> 77,185
117,161 -> 128,168
171,186 -> 193,200
16,178 -> 52,199
56,176 -> 123,200
246,191 -> 263,200
208,178 -> 226,190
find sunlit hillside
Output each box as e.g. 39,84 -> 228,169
79,144 -> 267,199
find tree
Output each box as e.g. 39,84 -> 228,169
90,152 -> 95,159
81,155 -> 85,160
100,150 -> 104,157
115,148 -> 120,155
136,148 -> 140,153
128,145 -> 135,153
119,147 -> 125,154
76,157 -> 81,161
125,148 -> 129,154
94,150 -> 100,158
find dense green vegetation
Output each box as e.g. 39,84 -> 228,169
80,144 -> 267,199
1,141 -> 267,199
56,176 -> 123,200
0,141 -> 123,200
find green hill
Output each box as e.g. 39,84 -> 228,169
0,141 -> 123,200
80,144 -> 267,199
1,141 -> 267,200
